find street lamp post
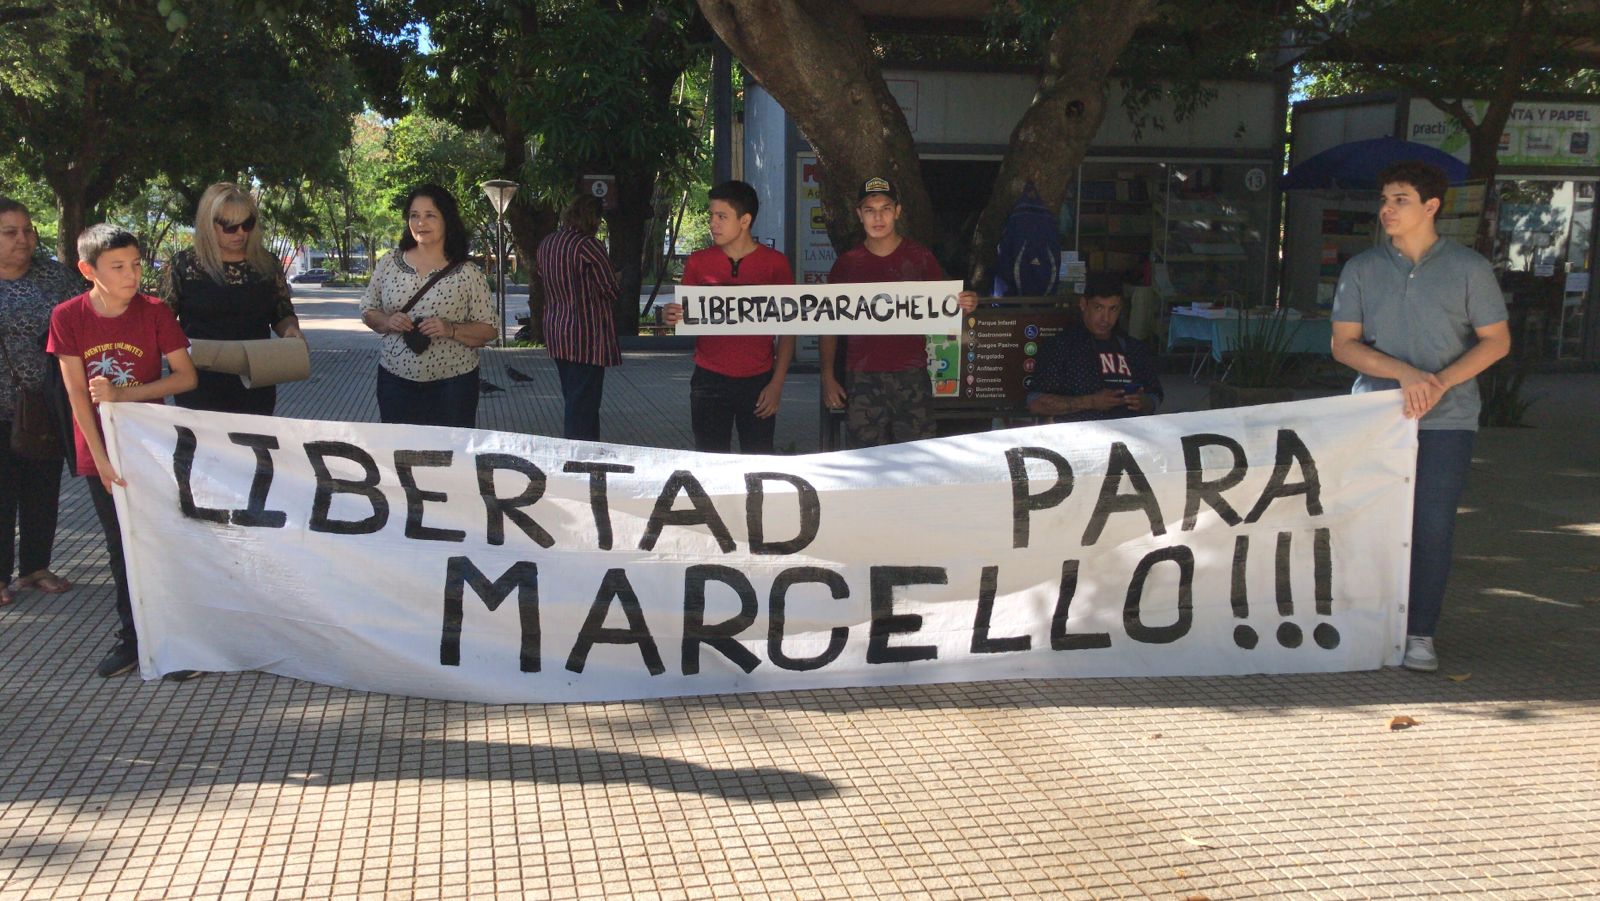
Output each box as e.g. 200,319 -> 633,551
480,180 -> 519,348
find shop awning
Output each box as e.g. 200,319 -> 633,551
1281,137 -> 1469,191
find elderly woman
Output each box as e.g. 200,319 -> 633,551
160,182 -> 302,414
536,195 -> 620,441
360,184 -> 496,427
0,198 -> 80,605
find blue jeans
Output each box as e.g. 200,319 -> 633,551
554,359 -> 606,441
376,367 -> 480,428
690,366 -> 775,454
1409,429 -> 1476,637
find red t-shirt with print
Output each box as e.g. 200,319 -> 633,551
681,244 -> 793,378
47,292 -> 190,477
826,238 -> 946,372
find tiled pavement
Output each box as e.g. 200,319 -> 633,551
1,286 -> 1597,899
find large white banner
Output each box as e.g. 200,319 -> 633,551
105,393 -> 1416,703
673,280 -> 965,335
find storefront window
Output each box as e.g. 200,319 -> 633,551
1492,178 -> 1597,360
1063,160 -> 1273,308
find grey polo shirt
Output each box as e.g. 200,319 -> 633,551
1332,236 -> 1507,431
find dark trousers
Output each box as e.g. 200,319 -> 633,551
0,421 -> 63,581
376,366 -> 480,428
690,366 -> 775,454
1409,429 -> 1476,637
85,477 -> 136,640
555,359 -> 606,441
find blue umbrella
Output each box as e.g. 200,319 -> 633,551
1281,136 -> 1470,190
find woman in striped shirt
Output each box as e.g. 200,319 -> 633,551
536,195 -> 620,441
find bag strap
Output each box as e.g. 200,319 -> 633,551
399,260 -> 465,315
0,332 -> 23,387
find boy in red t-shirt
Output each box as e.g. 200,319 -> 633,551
48,225 -> 197,679
664,181 -> 794,453
822,177 -> 978,447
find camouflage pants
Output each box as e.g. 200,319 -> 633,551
845,368 -> 935,448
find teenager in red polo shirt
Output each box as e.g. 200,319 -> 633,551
822,177 -> 978,447
664,181 -> 794,453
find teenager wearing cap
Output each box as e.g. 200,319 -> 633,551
821,177 -> 978,447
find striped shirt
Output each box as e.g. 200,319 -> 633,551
537,227 -> 621,367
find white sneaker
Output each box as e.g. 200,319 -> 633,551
1403,636 -> 1438,672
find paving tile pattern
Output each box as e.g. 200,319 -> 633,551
2,287 -> 1597,898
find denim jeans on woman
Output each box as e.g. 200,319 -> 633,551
376,366 -> 480,428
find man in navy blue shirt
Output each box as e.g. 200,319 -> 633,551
1027,272 -> 1163,421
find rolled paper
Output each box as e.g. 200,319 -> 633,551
186,339 -> 249,375
188,338 -> 310,388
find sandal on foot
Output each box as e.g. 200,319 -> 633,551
22,571 -> 72,594
0,582 -> 15,606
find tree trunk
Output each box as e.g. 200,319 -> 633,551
1464,121 -> 1507,257
54,187 -> 88,271
607,167 -> 655,336
697,0 -> 935,253
967,0 -> 1158,290
1464,122 -> 1504,185
47,161 -> 115,270
601,19 -> 686,337
467,114 -> 559,342
504,196 -> 557,344
1427,0 -> 1534,256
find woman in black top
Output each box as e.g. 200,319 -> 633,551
160,182 -> 302,414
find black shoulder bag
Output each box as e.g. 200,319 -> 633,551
1,333 -> 63,460
397,261 -> 464,354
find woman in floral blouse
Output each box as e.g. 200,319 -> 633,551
359,184 -> 496,427
160,183 -> 302,415
0,198 -> 81,605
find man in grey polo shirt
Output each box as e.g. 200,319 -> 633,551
1331,160 -> 1510,673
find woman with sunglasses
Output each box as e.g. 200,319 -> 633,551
159,182 -> 303,415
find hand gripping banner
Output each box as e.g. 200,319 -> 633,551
104,392 -> 1416,703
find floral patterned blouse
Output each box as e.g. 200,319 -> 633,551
0,253 -> 81,421
360,251 -> 495,382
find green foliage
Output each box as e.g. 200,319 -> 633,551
253,111 -> 506,267
0,155 -> 59,244
979,0 -> 1278,139
1295,1 -> 1600,106
1296,62 -> 1387,100
1222,309 -> 1303,389
384,114 -> 502,236
375,0 -> 704,206
1477,356 -> 1535,427
0,1 -> 360,260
